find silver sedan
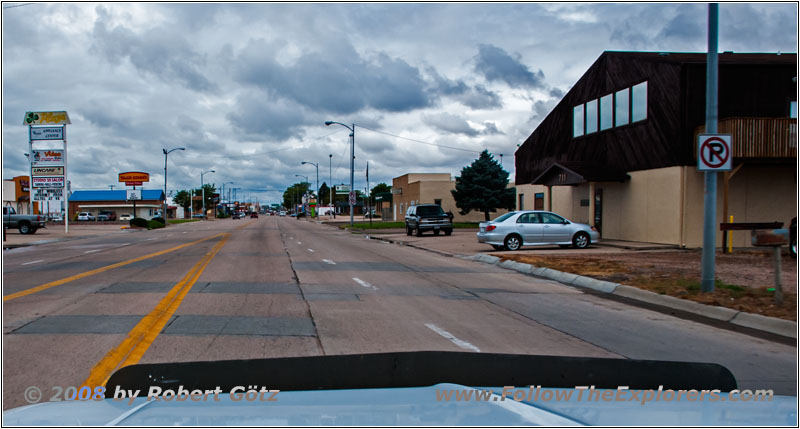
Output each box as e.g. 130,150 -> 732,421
477,211 -> 600,251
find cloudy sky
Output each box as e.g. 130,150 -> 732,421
2,2 -> 796,204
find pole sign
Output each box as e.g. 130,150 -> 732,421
29,126 -> 64,140
32,166 -> 65,176
336,184 -> 351,194
126,189 -> 142,200
31,150 -> 64,165
33,188 -> 63,201
23,111 -> 71,125
32,176 -> 65,188
698,134 -> 732,171
119,172 -> 150,183
348,191 -> 357,206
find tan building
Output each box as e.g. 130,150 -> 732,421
391,173 -> 511,222
515,52 -> 796,248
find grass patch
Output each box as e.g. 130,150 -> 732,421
168,219 -> 200,224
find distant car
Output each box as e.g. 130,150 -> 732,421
477,211 -> 599,251
97,210 -> 117,221
405,204 -> 453,237
49,214 -> 63,222
77,212 -> 95,221
250,213 -> 258,218
119,213 -> 133,221
192,214 -> 205,219
279,211 -> 286,216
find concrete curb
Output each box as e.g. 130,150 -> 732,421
467,253 -> 796,340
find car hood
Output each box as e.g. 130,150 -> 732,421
4,384 -> 795,426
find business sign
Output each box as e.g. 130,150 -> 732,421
698,134 -> 732,171
119,172 -> 150,183
23,111 -> 71,125
126,189 -> 142,201
32,166 -> 64,176
29,126 -> 64,140
33,188 -> 63,201
31,150 -> 64,164
125,181 -> 143,186
336,184 -> 351,194
32,176 -> 65,188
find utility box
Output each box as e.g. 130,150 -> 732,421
751,229 -> 789,247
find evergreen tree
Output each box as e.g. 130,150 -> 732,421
319,182 -> 330,205
451,150 -> 515,221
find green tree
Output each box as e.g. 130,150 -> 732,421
191,184 -> 217,214
370,182 -> 391,196
451,150 -> 515,221
319,182 -> 330,205
174,190 -> 191,213
283,182 -> 310,209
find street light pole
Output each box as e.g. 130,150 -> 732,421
222,181 -> 233,216
301,161 -> 319,219
329,154 -> 334,218
295,174 -> 309,216
324,121 -> 355,226
201,169 -> 215,220
163,147 -> 185,222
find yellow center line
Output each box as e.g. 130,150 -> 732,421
4,232 -> 228,302
83,232 -> 231,387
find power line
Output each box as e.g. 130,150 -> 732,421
356,125 -> 483,153
3,3 -> 35,9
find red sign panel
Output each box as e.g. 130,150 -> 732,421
118,171 -> 150,182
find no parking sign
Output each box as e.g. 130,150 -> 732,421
697,134 -> 732,171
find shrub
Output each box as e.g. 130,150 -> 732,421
130,217 -> 149,228
148,220 -> 165,229
152,216 -> 165,224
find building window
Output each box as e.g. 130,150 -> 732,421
615,88 -> 629,126
534,193 -> 544,210
518,194 -> 524,210
573,104 -> 584,137
434,199 -> 442,206
631,81 -> 647,122
585,99 -> 598,134
600,94 -> 613,131
790,101 -> 797,118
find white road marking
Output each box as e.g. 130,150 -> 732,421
425,323 -> 481,353
352,277 -> 378,291
307,248 -> 315,252
145,237 -> 158,241
84,249 -> 102,254
166,234 -> 173,237
22,260 -> 44,266
289,237 -> 294,240
322,259 -> 336,265
297,241 -> 302,245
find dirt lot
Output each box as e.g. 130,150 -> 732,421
497,249 -> 797,321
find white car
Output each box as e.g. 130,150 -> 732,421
477,211 -> 600,251
77,212 -> 95,221
119,213 -> 133,221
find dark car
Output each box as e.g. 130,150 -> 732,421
405,204 -> 453,237
97,210 -> 117,221
791,217 -> 796,258
250,213 -> 258,218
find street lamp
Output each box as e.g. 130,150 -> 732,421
325,121 -> 355,226
200,169 -> 215,220
221,181 -> 234,215
301,161 -> 319,219
163,147 -> 185,221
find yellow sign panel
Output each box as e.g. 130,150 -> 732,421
118,172 -> 150,182
23,111 -> 71,125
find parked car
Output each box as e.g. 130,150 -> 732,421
97,210 -> 117,221
3,206 -> 47,234
250,212 -> 258,218
77,212 -> 96,221
119,213 -> 133,221
477,211 -> 599,251
405,204 -> 453,237
48,214 -> 63,222
279,211 -> 286,216
790,217 -> 796,258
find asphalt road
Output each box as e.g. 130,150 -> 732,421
3,217 -> 796,409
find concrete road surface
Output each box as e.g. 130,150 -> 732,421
3,217 -> 796,409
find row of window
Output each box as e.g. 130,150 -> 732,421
573,81 -> 647,138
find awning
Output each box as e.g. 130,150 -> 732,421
531,162 -> 629,186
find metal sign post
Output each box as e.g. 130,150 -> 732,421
24,111 -> 70,233
700,4 -> 719,293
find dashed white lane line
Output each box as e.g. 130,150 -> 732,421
146,237 -> 158,241
322,259 -> 336,265
84,249 -> 102,254
425,323 -> 481,353
21,260 -> 44,266
297,241 -> 302,245
307,248 -> 315,252
352,277 -> 378,291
